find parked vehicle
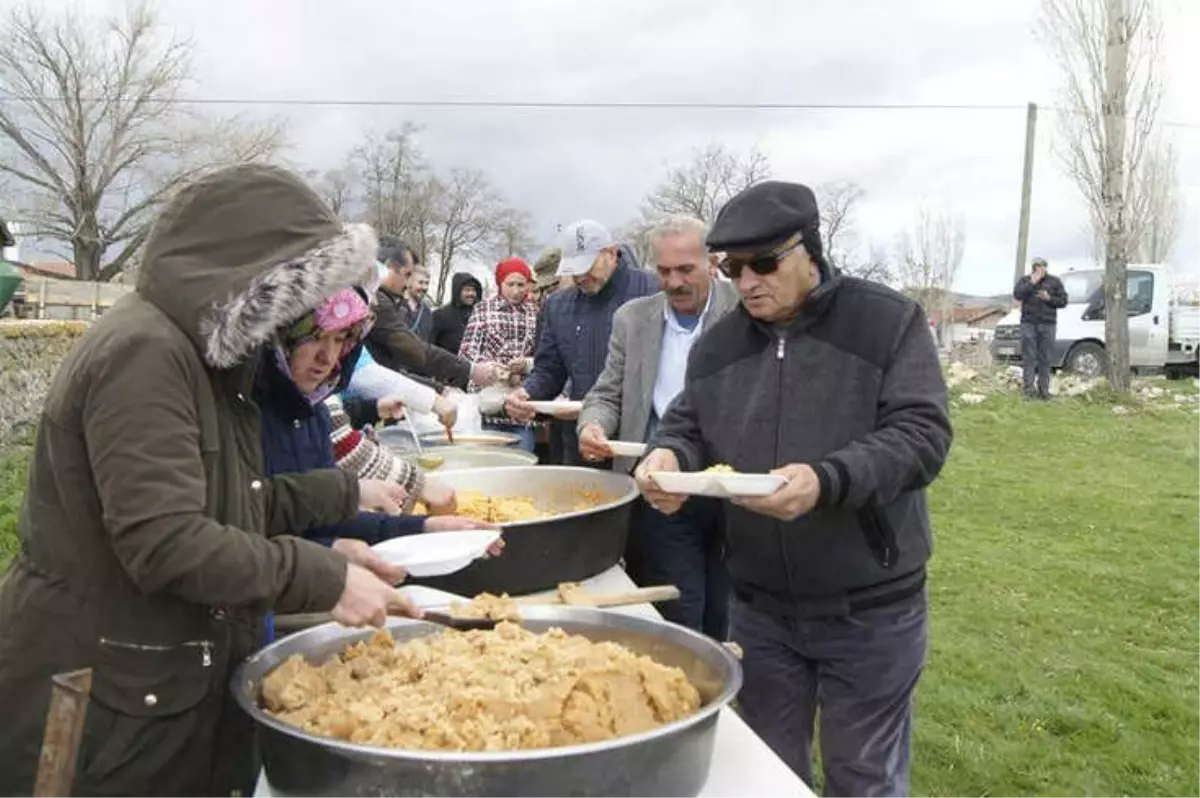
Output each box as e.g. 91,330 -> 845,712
991,264 -> 1200,379
1,218 -> 21,315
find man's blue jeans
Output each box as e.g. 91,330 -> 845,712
730,588 -> 928,796
1020,322 -> 1056,398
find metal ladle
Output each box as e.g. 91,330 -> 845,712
405,414 -> 444,471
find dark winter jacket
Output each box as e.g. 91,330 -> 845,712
649,272 -> 953,614
524,246 -> 658,401
402,296 -> 435,341
0,165 -> 372,796
1014,273 -> 1068,325
254,348 -> 426,548
367,286 -> 471,389
431,273 -> 484,355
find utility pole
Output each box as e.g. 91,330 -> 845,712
1102,0 -> 1131,392
1014,102 -> 1038,287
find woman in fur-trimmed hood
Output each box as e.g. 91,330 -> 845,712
0,164 -> 417,796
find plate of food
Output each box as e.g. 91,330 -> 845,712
649,464 -> 786,498
371,530 -> 502,577
607,440 -> 647,458
526,399 -> 584,415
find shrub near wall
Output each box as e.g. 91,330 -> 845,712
0,320 -> 87,448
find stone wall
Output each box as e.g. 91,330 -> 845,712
0,321 -> 87,448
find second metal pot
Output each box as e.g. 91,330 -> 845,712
414,466 -> 638,596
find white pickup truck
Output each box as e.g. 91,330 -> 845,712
991,264 -> 1200,379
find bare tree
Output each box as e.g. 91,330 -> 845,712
404,175 -> 443,268
493,206 -> 536,261
431,168 -> 506,304
642,144 -> 771,223
351,124 -> 425,238
895,205 -> 965,345
613,214 -> 656,268
1040,0 -> 1173,391
814,180 -> 892,282
849,244 -> 893,284
1129,136 -> 1179,262
620,144 -> 770,267
307,165 -> 356,218
0,2 -> 283,281
817,181 -> 865,267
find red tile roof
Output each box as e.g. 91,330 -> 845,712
12,261 -> 76,280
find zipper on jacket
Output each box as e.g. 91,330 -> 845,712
100,637 -> 214,667
773,330 -> 798,597
857,506 -> 897,569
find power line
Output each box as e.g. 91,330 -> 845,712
0,95 -> 1032,110
2,94 -> 1195,127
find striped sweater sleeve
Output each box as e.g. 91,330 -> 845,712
326,398 -> 424,512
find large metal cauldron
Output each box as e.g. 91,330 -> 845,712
234,607 -> 743,797
416,466 -> 638,596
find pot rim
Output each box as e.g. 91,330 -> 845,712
233,607 -> 743,764
426,466 -> 640,528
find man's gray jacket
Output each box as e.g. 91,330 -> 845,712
648,274 -> 952,609
579,280 -> 740,473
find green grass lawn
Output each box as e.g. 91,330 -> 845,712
0,390 -> 1196,796
0,447 -> 27,568
915,390 -> 1199,796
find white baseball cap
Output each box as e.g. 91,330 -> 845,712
555,219 -> 615,277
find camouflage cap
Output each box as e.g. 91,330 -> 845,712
533,247 -> 562,287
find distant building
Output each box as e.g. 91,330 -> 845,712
3,260 -> 135,321
14,261 -> 76,280
930,304 -> 1011,345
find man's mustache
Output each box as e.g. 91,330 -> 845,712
667,286 -> 690,296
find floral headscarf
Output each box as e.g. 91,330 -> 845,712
277,287 -> 375,404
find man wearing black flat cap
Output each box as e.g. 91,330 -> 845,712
635,181 -> 952,796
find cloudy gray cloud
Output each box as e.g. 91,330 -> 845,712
8,0 -> 1198,297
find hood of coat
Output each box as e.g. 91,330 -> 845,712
136,164 -> 378,369
450,272 -> 484,310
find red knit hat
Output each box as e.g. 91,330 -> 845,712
495,257 -> 533,288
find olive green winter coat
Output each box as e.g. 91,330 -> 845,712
0,164 -> 379,796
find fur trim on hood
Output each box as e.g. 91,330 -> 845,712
136,164 -> 379,369
201,223 -> 377,368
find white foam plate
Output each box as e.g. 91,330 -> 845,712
716,473 -> 788,497
526,400 -> 584,415
607,440 -> 648,458
397,585 -> 467,609
371,530 -> 501,577
648,471 -> 787,498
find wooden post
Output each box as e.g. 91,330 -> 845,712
34,668 -> 93,797
1014,102 -> 1038,287
37,279 -> 47,320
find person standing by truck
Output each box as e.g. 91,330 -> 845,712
1013,256 -> 1068,400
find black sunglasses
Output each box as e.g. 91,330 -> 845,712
716,241 -> 803,280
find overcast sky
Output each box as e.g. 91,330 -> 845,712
8,0 -> 1200,297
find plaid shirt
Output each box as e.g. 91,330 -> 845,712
458,295 -> 539,364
